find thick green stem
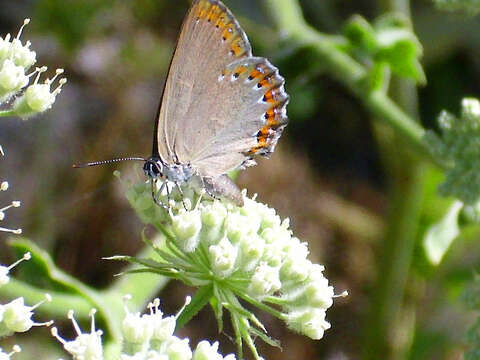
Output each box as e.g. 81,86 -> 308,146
263,0 -> 427,357
262,0 -> 443,168
362,0 -> 422,358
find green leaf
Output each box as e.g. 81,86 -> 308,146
344,15 -> 378,53
175,284 -> 214,330
425,98 -> 480,204
423,200 -> 463,265
343,13 -> 425,84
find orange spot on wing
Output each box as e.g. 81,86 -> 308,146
230,37 -> 247,57
248,69 -> 264,80
207,4 -> 223,22
197,1 -> 211,19
215,14 -> 228,28
258,74 -> 274,88
233,66 -> 248,77
222,24 -> 235,40
263,88 -> 279,104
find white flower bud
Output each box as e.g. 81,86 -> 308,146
9,39 -> 36,69
1,297 -> 34,333
0,59 -> 28,99
165,336 -> 192,360
151,315 -> 176,342
248,263 -> 281,298
171,209 -> 202,252
199,202 -> 227,244
0,35 -> 11,62
239,233 -> 264,272
286,308 -> 331,340
223,212 -> 249,244
209,237 -> 238,278
13,67 -> 66,118
122,312 -> 153,345
193,341 -> 234,360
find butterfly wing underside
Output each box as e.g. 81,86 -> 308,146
155,0 -> 289,180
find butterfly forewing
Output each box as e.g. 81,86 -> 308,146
156,0 -> 288,178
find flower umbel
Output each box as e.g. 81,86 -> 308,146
52,296 -> 236,360
116,174 -> 342,359
0,19 -> 66,119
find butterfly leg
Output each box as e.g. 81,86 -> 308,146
174,182 -> 188,210
151,179 -> 169,211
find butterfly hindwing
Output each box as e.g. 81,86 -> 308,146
155,0 -> 289,179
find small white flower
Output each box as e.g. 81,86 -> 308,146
0,59 -> 28,99
238,233 -> 264,272
0,252 -> 31,286
171,209 -> 202,252
248,262 -> 281,298
285,308 -> 331,340
1,294 -> 52,334
165,336 -> 192,360
0,345 -> 21,360
7,19 -> 36,69
193,341 -> 235,360
13,67 -> 66,118
209,237 -> 238,278
145,298 -> 176,343
123,312 -> 153,345
51,309 -> 103,360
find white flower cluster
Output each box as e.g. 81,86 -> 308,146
122,176 -> 343,345
52,296 -> 237,360
0,253 -> 52,359
0,19 -> 66,119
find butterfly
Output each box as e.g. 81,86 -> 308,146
75,0 -> 289,208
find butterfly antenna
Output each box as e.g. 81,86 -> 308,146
73,157 -> 146,168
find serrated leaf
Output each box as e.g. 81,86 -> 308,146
423,200 -> 463,265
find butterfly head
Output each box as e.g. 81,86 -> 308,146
143,156 -> 164,179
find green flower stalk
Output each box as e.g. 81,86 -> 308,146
116,174 -> 343,359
